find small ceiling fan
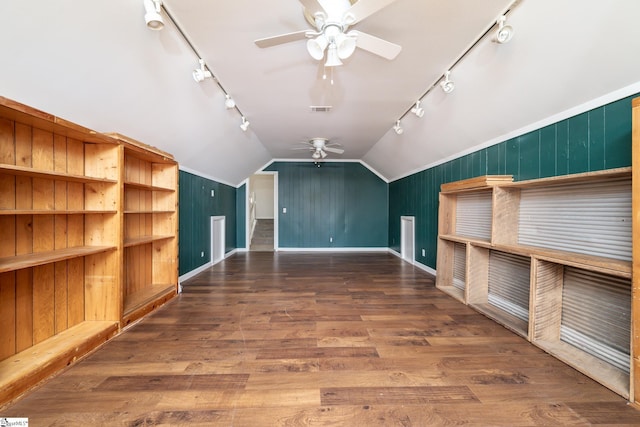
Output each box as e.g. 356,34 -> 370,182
293,138 -> 345,159
255,0 -> 401,67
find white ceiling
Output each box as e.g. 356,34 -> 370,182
1,1 -> 640,186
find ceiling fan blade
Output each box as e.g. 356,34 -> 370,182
345,0 -> 398,25
324,147 -> 344,154
350,30 -> 401,60
298,0 -> 325,16
255,30 -> 311,48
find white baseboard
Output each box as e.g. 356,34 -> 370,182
276,247 -> 390,252
388,249 -> 437,276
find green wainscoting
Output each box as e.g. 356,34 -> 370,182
389,93 -> 636,270
178,170 -> 237,275
264,162 -> 388,248
236,183 -> 246,249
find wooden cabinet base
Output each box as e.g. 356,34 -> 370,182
0,321 -> 118,407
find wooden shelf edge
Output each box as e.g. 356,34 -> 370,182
441,175 -> 513,193
124,235 -> 175,248
435,284 -> 465,303
0,210 -> 117,216
438,236 -> 631,279
122,284 -> 177,327
106,133 -> 176,162
534,339 -> 629,399
506,167 -> 631,188
124,210 -> 175,214
0,164 -> 117,184
0,321 -> 119,407
124,181 -> 175,192
0,97 -> 119,145
439,234 -> 491,246
469,303 -> 529,339
0,246 -> 116,273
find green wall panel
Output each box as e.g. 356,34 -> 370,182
389,93 -> 637,270
178,170 -> 237,275
264,162 -> 388,248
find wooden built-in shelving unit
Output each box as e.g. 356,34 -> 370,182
436,166 -> 634,400
0,97 -> 122,405
107,133 -> 178,327
0,98 -> 179,407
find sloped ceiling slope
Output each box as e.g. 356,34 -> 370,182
1,1 -> 639,186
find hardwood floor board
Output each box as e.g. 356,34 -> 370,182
317,336 -> 375,347
425,335 -> 527,346
245,370 -> 434,391
320,385 -> 479,405
94,374 -> 250,391
256,346 -> 379,359
269,313 -> 362,322
4,252 -> 639,425
154,389 -> 321,410
565,401 -> 640,424
470,383 -> 623,404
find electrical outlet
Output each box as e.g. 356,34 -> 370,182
422,249 -> 426,257
200,251 -> 204,257
330,237 -> 333,243
282,207 -> 287,213
211,189 -> 215,197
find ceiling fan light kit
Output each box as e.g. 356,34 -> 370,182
255,0 -> 402,70
143,0 -> 164,30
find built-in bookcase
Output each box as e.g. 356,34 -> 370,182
436,167 -> 633,399
0,99 -> 179,407
108,133 -> 178,327
0,97 -> 121,405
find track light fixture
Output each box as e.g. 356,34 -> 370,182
240,117 -> 250,132
411,100 -> 424,118
493,15 -> 514,44
393,120 -> 403,135
143,0 -> 164,30
224,95 -> 236,109
440,71 -> 455,94
192,59 -> 212,82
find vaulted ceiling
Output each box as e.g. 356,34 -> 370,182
1,1 -> 639,186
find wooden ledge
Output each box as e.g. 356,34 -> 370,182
441,175 -> 513,193
0,321 -> 118,406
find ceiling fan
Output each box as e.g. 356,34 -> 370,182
293,138 -> 345,159
255,0 -> 402,67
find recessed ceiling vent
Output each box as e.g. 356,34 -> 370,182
310,105 -> 332,112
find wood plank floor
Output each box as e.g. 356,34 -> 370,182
3,252 -> 640,426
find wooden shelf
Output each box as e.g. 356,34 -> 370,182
0,210 -> 117,215
124,210 -> 175,214
437,166 -> 634,401
124,181 -> 175,192
0,163 -> 117,184
122,284 -> 176,327
440,234 -> 490,246
124,235 -> 174,248
470,303 -> 528,338
0,246 -> 116,273
0,321 -> 118,405
535,339 -> 629,399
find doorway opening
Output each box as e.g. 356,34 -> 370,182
211,216 -> 225,265
401,216 -> 415,263
247,172 -> 278,251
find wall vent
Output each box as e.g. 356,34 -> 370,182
310,105 -> 332,112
